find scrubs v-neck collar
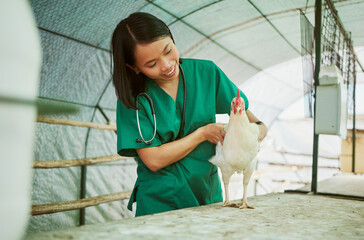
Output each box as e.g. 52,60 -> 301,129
145,70 -> 184,112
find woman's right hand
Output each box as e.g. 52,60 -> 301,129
199,123 -> 226,145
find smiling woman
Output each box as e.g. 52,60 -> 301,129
131,37 -> 180,101
110,12 -> 267,217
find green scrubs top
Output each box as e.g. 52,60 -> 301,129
116,58 -> 249,217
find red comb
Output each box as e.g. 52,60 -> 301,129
236,90 -> 241,105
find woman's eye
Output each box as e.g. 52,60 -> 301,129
148,62 -> 156,68
166,48 -> 172,54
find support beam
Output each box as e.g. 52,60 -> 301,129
311,0 -> 322,194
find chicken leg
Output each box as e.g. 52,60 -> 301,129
223,182 -> 231,207
238,157 -> 257,209
222,174 -> 240,207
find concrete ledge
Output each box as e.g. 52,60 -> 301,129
25,193 -> 364,240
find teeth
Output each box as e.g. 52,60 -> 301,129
166,66 -> 175,75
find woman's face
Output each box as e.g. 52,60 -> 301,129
131,36 -> 180,83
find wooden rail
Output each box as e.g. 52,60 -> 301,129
272,179 -> 310,185
229,166 -> 302,182
37,117 -> 116,131
33,154 -> 129,169
261,162 -> 339,169
273,181 -> 291,193
31,191 -> 132,216
252,166 -> 302,180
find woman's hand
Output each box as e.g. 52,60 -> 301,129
257,123 -> 268,142
199,123 -> 226,144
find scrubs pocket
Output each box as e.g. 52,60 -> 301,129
135,175 -> 177,216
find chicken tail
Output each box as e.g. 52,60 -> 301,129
209,141 -> 224,167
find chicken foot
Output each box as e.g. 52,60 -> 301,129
237,183 -> 254,209
223,182 -> 242,208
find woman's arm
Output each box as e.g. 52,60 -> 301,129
136,123 -> 225,172
246,110 -> 268,142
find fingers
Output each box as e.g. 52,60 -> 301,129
217,124 -> 226,144
218,129 -> 225,145
205,123 -> 226,145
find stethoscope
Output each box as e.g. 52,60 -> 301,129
136,62 -> 186,145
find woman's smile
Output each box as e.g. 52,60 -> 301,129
164,65 -> 176,77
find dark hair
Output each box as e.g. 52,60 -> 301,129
111,12 -> 173,109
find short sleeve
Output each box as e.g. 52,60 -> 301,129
116,99 -> 161,157
213,63 -> 249,114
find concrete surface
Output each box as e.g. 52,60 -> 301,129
298,174 -> 364,198
24,192 -> 364,240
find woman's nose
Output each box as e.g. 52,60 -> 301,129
160,58 -> 171,71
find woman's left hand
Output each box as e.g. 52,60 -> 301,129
257,123 -> 268,142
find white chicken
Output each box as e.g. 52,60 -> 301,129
210,90 -> 260,209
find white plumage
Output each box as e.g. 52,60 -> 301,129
210,90 -> 260,209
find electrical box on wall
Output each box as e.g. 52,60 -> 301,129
315,65 -> 348,138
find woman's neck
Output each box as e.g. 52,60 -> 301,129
154,76 -> 179,101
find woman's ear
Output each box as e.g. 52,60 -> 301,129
126,64 -> 140,74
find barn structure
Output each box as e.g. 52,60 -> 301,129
1,0 -> 363,239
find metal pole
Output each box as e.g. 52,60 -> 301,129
80,166 -> 87,225
311,0 -> 322,194
352,54 -> 356,173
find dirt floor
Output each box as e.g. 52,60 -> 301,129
24,192 -> 364,240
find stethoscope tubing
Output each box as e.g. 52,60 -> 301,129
135,93 -> 157,145
135,64 -> 186,145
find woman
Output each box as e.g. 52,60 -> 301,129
111,12 -> 267,217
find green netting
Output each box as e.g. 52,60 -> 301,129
153,0 -> 219,18
38,31 -> 111,106
183,0 -> 261,36
30,0 -> 148,49
139,3 -> 177,25
98,81 -> 117,111
215,19 -> 298,69
252,0 -> 315,16
169,21 -> 206,55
